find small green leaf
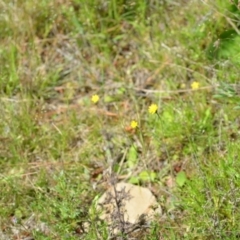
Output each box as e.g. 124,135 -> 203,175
127,145 -> 138,168
15,209 -> 23,219
128,176 -> 139,184
139,170 -> 156,182
117,87 -> 126,95
162,111 -> 173,122
104,95 -> 114,103
128,171 -> 156,184
176,171 -> 187,187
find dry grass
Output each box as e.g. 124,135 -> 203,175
1,0 -> 240,239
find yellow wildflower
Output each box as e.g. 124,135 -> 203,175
130,120 -> 138,129
148,104 -> 158,114
191,81 -> 200,90
91,94 -> 99,103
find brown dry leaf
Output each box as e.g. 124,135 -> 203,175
165,176 -> 175,189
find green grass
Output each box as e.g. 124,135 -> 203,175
1,0 -> 240,239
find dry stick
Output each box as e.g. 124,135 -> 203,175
134,82 -> 240,96
112,184 -> 128,238
134,85 -> 217,95
145,60 -> 170,85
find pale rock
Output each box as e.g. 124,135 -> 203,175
97,182 -> 162,226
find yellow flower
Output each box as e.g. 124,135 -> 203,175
191,81 -> 200,90
130,120 -> 138,129
148,104 -> 158,114
91,94 -> 99,103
